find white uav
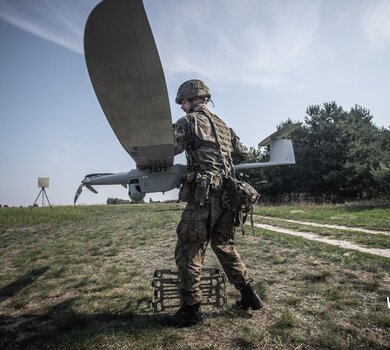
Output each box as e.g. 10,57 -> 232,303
74,0 -> 298,204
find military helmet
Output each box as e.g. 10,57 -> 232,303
175,79 -> 211,104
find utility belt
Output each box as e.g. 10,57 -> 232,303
179,171 -> 223,206
179,173 -> 259,230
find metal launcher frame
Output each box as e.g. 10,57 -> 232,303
152,268 -> 227,312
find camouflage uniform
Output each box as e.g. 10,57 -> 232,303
173,104 -> 251,306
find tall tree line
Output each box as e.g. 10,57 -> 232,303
244,102 -> 390,202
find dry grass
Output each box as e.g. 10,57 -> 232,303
0,203 -> 389,349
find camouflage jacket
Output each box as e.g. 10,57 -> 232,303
173,105 -> 248,177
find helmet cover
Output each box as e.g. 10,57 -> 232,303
175,79 -> 211,104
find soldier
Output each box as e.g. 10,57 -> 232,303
163,80 -> 263,328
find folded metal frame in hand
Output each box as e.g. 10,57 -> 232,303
152,268 -> 227,312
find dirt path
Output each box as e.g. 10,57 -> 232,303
251,222 -> 390,258
254,215 -> 390,236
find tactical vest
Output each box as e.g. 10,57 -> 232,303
187,107 -> 234,177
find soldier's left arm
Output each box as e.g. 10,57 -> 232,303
230,128 -> 249,164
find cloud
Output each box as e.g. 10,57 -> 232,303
0,0 -> 98,53
1,0 -> 320,89
362,0 -> 390,52
147,0 -> 320,89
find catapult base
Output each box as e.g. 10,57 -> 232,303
152,268 -> 227,312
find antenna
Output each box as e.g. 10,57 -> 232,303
31,177 -> 52,209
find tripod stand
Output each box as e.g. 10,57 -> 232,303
32,187 -> 52,209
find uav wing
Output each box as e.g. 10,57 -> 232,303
84,0 -> 174,168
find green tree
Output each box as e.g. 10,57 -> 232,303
247,102 -> 390,201
106,197 -> 132,205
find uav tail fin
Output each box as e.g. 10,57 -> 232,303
235,123 -> 300,170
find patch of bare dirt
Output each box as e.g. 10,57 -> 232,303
251,222 -> 390,258
255,215 -> 390,236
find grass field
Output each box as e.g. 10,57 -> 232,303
0,203 -> 389,349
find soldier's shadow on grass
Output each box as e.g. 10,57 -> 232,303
0,274 -> 241,350
0,297 -> 165,350
0,266 -> 49,303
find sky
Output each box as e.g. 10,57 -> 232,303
0,0 -> 389,207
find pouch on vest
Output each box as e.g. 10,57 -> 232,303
194,173 -> 211,206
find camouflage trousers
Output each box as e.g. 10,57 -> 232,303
175,195 -> 250,306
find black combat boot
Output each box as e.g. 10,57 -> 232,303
236,282 -> 264,310
162,303 -> 205,328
